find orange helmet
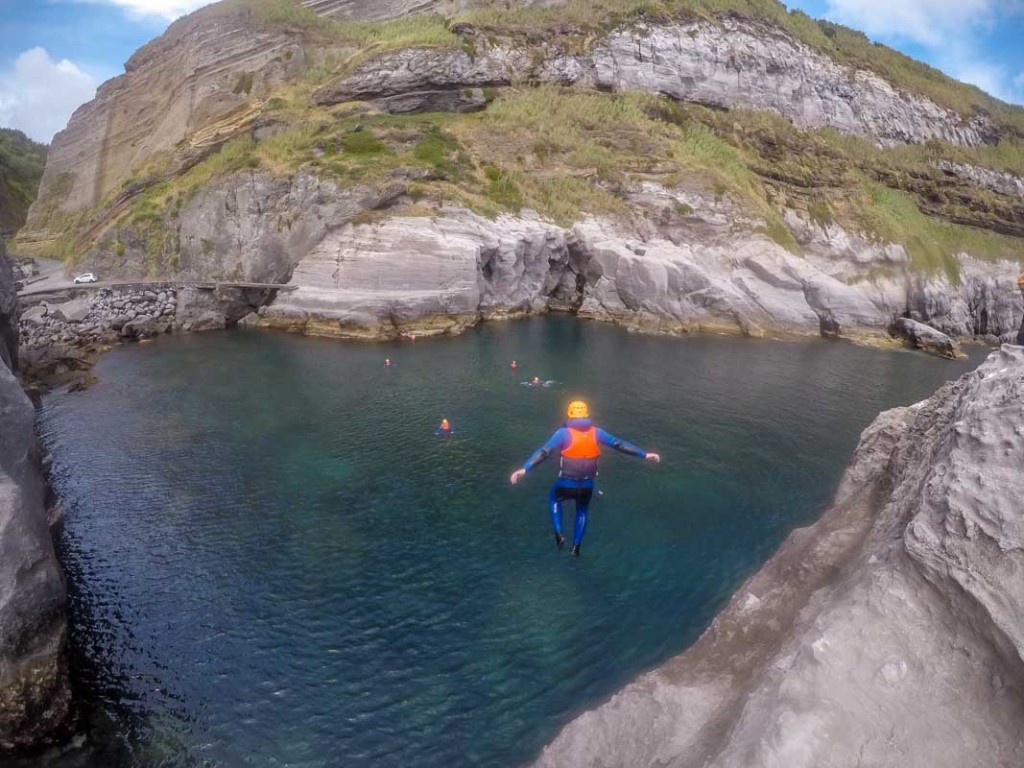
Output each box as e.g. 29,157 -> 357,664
566,400 -> 589,419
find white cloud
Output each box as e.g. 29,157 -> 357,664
821,0 -> 1024,103
824,0 -> 998,47
69,0 -> 216,22
0,48 -> 99,143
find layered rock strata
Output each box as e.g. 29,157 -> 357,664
535,346 -> 1024,768
19,8 -> 307,249
299,0 -> 557,20
319,18 -> 996,146
0,241 -> 70,752
258,190 -> 1022,347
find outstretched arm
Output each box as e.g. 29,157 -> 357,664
511,429 -> 566,484
597,429 -> 661,463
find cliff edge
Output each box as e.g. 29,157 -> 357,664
536,345 -> 1024,767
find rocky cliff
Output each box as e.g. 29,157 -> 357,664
322,18 -> 995,146
535,345 -> 1024,768
14,0 -> 1024,352
0,240 -> 70,752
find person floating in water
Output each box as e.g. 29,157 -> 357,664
510,360 -> 518,370
436,418 -> 453,436
510,400 -> 660,558
385,358 -> 392,368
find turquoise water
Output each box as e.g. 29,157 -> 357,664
37,317 -> 984,767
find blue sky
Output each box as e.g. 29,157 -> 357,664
1,0 -> 1023,143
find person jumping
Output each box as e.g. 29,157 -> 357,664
510,400 -> 660,557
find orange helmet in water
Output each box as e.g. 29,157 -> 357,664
566,400 -> 589,419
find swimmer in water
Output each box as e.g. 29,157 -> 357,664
385,358 -> 392,368
511,360 -> 518,369
436,418 -> 452,436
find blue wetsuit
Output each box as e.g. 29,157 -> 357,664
522,418 -> 646,547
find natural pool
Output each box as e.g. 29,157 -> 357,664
36,317 -> 985,767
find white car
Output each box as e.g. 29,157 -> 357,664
73,273 -> 98,284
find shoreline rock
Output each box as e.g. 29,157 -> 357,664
891,316 -> 965,359
534,346 -> 1024,768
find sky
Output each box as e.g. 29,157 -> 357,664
0,0 -> 1022,144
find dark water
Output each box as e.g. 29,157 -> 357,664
36,317 -> 984,767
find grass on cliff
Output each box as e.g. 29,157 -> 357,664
850,180 -> 1023,282
112,77 -> 1021,277
458,0 -> 1024,134
457,86 -> 773,224
222,0 -> 456,50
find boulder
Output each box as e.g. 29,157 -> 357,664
892,316 -> 964,359
50,298 -> 91,324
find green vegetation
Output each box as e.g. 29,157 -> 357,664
850,180 -> 1021,282
341,129 -> 388,155
0,128 -> 47,235
222,0 -> 456,50
233,72 -> 255,95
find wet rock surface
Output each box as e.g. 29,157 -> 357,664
535,346 -> 1024,768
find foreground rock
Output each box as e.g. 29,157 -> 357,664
536,346 -> 1024,768
0,241 -> 70,752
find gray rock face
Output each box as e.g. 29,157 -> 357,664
324,19 -> 995,146
0,244 -> 70,752
535,346 -> 1024,768
938,161 -> 1024,199
259,194 -> 1022,346
891,317 -> 963,359
299,0 -> 559,21
590,20 -> 994,147
175,173 -> 404,284
263,212 -> 573,337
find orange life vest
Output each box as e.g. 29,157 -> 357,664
562,427 -> 600,460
